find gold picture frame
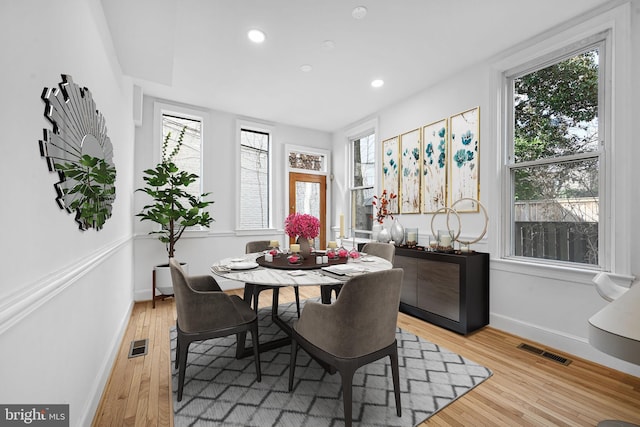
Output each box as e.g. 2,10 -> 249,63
449,107 -> 480,212
381,136 -> 400,214
399,128 -> 421,214
422,118 -> 448,213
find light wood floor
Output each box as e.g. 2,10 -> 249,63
93,286 -> 640,426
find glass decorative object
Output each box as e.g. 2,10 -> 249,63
326,240 -> 338,260
390,219 -> 405,245
404,228 -> 418,247
337,245 -> 349,258
377,227 -> 391,243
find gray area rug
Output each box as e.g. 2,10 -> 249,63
171,298 -> 492,426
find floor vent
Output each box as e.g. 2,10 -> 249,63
518,343 -> 572,366
128,339 -> 148,358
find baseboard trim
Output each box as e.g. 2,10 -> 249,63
490,312 -> 640,377
79,300 -> 134,427
0,236 -> 131,336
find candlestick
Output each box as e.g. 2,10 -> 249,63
339,213 -> 345,237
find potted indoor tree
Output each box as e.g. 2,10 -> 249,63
137,125 -> 214,298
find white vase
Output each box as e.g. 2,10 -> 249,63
390,219 -> 405,245
377,227 -> 391,243
372,223 -> 383,241
297,237 -> 313,257
154,262 -> 188,296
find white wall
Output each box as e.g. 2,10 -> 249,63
333,2 -> 640,377
0,0 -> 135,425
132,96 -> 332,299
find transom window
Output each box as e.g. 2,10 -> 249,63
239,127 -> 271,229
506,40 -> 603,266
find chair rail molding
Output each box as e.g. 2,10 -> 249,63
0,236 -> 131,336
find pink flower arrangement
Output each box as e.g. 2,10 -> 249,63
284,213 -> 320,239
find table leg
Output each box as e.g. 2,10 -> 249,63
236,286 -> 293,359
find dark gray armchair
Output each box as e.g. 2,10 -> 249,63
244,240 -> 301,316
321,242 -> 396,304
169,258 -> 261,401
289,268 -> 404,427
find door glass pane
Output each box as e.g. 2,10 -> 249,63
295,181 -> 320,247
513,158 -> 598,264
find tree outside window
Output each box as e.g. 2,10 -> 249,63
509,46 -> 601,265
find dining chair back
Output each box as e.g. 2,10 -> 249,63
289,268 -> 404,426
244,240 -> 301,316
170,258 -> 261,401
321,242 -> 395,303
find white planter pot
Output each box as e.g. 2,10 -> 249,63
154,262 -> 188,296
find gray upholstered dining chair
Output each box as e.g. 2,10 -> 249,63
289,268 -> 404,427
244,240 -> 301,316
169,258 -> 261,401
320,241 -> 396,304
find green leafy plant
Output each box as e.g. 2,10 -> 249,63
57,155 -> 116,230
136,126 -> 214,258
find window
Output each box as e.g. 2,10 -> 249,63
239,127 -> 271,229
350,132 -> 376,238
506,40 -> 603,266
161,113 -> 203,199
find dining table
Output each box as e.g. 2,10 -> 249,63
210,250 -> 393,356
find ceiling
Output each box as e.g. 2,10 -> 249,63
101,0 -> 611,132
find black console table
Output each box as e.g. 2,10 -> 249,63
392,247 -> 489,334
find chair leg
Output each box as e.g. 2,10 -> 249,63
176,335 -> 191,402
340,366 -> 357,427
235,331 -> 247,359
288,337 -> 298,392
174,321 -> 180,369
250,322 -> 261,382
293,286 -> 301,317
390,345 -> 402,417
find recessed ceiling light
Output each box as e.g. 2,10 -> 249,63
371,79 -> 384,88
248,29 -> 266,43
321,40 -> 336,50
352,6 -> 368,20
300,64 -> 313,72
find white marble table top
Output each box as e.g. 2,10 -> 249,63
211,252 -> 393,287
589,282 -> 640,365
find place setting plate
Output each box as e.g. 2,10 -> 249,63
229,261 -> 259,270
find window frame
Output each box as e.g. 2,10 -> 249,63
152,101 -> 209,233
348,129 -> 378,237
490,2 -> 634,281
236,119 -> 274,232
503,36 -> 606,269
346,120 -> 378,239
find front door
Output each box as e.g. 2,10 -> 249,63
288,172 -> 327,249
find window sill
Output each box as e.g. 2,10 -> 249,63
234,228 -> 282,237
491,257 -> 634,286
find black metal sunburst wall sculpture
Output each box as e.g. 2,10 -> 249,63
39,74 -> 116,231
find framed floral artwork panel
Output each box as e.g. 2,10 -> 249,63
381,136 -> 399,214
399,128 -> 421,214
449,107 -> 480,212
422,118 -> 448,213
